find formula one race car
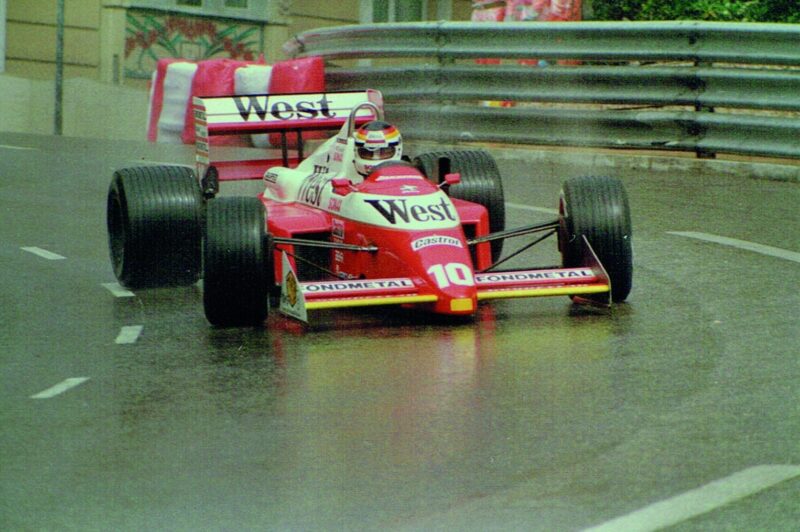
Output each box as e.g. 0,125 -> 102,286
107,90 -> 632,326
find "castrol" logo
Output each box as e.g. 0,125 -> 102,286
411,235 -> 463,250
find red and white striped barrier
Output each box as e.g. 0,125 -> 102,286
146,56 -> 325,147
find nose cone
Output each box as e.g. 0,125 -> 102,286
411,234 -> 478,315
436,291 -> 477,315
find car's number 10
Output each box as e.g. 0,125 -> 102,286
427,263 -> 474,288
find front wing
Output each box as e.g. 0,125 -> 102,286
278,237 -> 611,322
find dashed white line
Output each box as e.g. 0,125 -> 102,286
584,465 -> 800,532
115,325 -> 143,344
506,202 -> 559,215
668,231 -> 800,263
0,144 -> 35,151
102,282 -> 135,297
30,377 -> 90,399
21,246 -> 65,260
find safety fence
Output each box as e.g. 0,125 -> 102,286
284,21 -> 800,160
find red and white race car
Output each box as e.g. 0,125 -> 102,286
107,90 -> 632,326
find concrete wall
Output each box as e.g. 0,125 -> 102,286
5,1 -> 294,84
6,0 -> 100,79
289,0 -> 359,35
0,1 -> 475,140
4,1 -> 475,84
0,73 -> 149,140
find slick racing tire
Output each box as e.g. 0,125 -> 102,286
559,175 -> 633,302
413,149 -> 505,262
203,197 -> 271,327
107,165 -> 203,289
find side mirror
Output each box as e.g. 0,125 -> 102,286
441,172 -> 461,189
331,178 -> 354,196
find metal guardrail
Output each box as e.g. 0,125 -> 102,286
284,21 -> 800,160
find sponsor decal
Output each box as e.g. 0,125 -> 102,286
332,219 -> 345,240
233,94 -> 335,122
327,197 -> 342,212
279,252 -> 308,322
364,197 -> 457,225
193,109 -> 206,122
285,269 -> 298,306
201,92 -> 373,127
334,250 -> 344,263
476,269 -> 594,284
400,185 -> 419,194
263,171 -> 279,183
298,167 -> 330,207
411,235 -> 463,251
302,278 -> 414,293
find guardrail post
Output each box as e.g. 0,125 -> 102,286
54,0 -> 64,136
693,60 -> 716,159
432,21 -> 453,143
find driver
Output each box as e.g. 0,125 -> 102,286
353,120 -> 403,177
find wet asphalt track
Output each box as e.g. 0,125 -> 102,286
1,132 -> 799,530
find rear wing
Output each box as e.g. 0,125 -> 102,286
193,89 -> 383,184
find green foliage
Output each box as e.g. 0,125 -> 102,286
591,0 -> 800,22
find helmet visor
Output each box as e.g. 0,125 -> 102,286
358,146 -> 396,161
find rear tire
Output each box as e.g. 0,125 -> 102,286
413,149 -> 505,262
559,176 -> 633,302
107,165 -> 203,289
203,197 -> 271,327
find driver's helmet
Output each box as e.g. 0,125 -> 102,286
353,120 -> 402,176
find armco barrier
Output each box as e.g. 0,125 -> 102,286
284,21 -> 800,160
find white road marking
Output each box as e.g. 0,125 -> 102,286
506,202 -> 559,215
115,325 -> 143,344
30,377 -> 90,399
668,231 -> 800,263
0,144 -> 35,150
21,246 -> 65,260
102,282 -> 135,297
584,465 -> 800,532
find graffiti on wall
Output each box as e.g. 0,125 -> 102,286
125,11 -> 261,79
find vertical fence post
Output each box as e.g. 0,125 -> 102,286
693,60 -> 716,159
0,0 -> 7,73
54,0 -> 64,135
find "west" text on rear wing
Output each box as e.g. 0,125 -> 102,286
194,90 -> 383,184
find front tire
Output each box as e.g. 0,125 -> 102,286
413,149 -> 505,263
203,197 -> 271,327
559,176 -> 633,302
106,165 -> 203,289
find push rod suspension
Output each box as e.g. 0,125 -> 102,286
467,219 -> 560,246
272,236 -> 378,253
